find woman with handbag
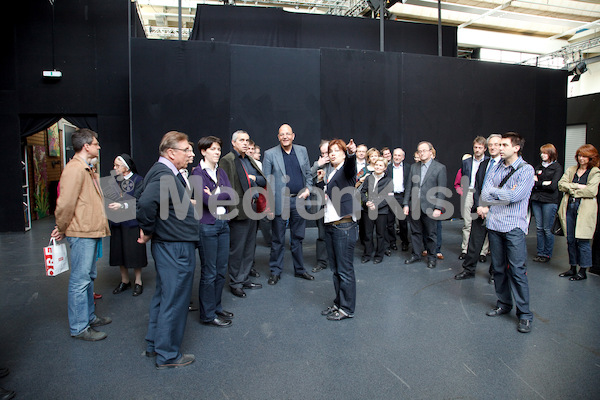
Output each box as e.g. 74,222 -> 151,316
191,136 -> 235,327
557,144 -> 600,281
531,144 -> 563,263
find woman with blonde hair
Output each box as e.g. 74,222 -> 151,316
557,144 -> 600,281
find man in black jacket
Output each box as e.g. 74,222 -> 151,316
137,131 -> 199,370
455,134 -> 502,281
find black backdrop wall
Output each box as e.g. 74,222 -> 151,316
131,39 -> 567,216
1,1 -> 567,232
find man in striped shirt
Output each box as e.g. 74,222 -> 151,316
481,132 -> 535,334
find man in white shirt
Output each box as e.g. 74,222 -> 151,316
459,136 -> 489,262
355,144 -> 367,176
386,148 -> 410,252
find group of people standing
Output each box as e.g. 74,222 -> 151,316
51,126 -> 599,371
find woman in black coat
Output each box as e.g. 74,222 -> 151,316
530,144 -> 562,263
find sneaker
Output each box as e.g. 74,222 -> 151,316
517,319 -> 532,333
326,309 -> 353,321
156,354 -> 195,370
73,327 -> 107,341
321,305 -> 338,316
90,316 -> 112,327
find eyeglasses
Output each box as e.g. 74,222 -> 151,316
172,147 -> 192,154
417,149 -> 431,153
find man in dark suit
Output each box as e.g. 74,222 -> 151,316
455,134 -> 502,281
459,136 -> 489,261
310,140 -> 332,273
386,148 -> 411,252
137,131 -> 198,369
403,141 -> 447,269
220,130 -> 266,298
262,123 -> 314,285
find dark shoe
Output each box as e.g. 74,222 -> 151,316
478,255 -> 487,263
231,287 -> 247,298
488,274 -> 494,284
188,304 -> 199,312
361,256 -> 371,264
73,327 -> 107,341
201,317 -> 232,328
326,309 -> 353,321
390,243 -> 398,251
216,310 -> 234,319
295,272 -> 315,281
373,257 -> 383,264
90,315 -> 112,328
0,368 -> 9,379
93,292 -> 103,300
321,305 -> 338,316
517,319 -> 532,333
243,282 -> 263,290
249,268 -> 260,278
268,275 -> 280,285
145,351 -> 157,357
156,354 -> 195,370
312,264 -> 327,273
454,271 -> 475,280
486,307 -> 510,317
401,243 -> 409,252
458,252 -> 467,260
427,261 -> 436,269
538,256 -> 550,263
570,272 -> 587,281
384,249 -> 391,257
405,255 -> 421,264
532,255 -> 544,262
132,284 -> 143,296
559,266 -> 577,277
113,282 -> 131,294
0,386 -> 15,400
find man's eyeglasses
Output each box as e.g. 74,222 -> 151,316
172,147 -> 192,154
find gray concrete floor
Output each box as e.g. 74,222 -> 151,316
0,217 -> 599,399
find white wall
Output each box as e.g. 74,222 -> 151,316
567,61 -> 600,98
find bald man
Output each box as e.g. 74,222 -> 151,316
262,124 -> 314,285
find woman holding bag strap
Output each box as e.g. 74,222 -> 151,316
557,144 -> 600,281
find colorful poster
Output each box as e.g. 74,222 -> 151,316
48,123 -> 60,157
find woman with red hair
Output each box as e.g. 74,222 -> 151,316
557,144 -> 600,281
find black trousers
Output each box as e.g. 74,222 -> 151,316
228,218 -> 257,289
386,192 -> 409,247
462,217 -> 493,275
409,212 -> 437,263
363,213 -> 388,258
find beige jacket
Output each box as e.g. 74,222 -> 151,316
557,166 -> 600,239
55,156 -> 111,238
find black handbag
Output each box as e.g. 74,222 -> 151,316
551,211 -> 563,236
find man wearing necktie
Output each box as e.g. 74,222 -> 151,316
220,130 -> 266,298
403,141 -> 447,269
455,134 -> 502,281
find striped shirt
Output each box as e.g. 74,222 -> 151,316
481,156 -> 534,234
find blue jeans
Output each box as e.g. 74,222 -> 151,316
488,229 -> 532,321
66,237 -> 101,335
198,220 -> 230,322
325,221 -> 358,315
270,197 -> 306,276
531,201 -> 558,258
566,202 -> 592,267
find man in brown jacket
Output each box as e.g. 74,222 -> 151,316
51,129 -> 112,341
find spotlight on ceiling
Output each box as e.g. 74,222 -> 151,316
569,61 -> 587,82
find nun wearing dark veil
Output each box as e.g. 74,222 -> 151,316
106,154 -> 147,296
